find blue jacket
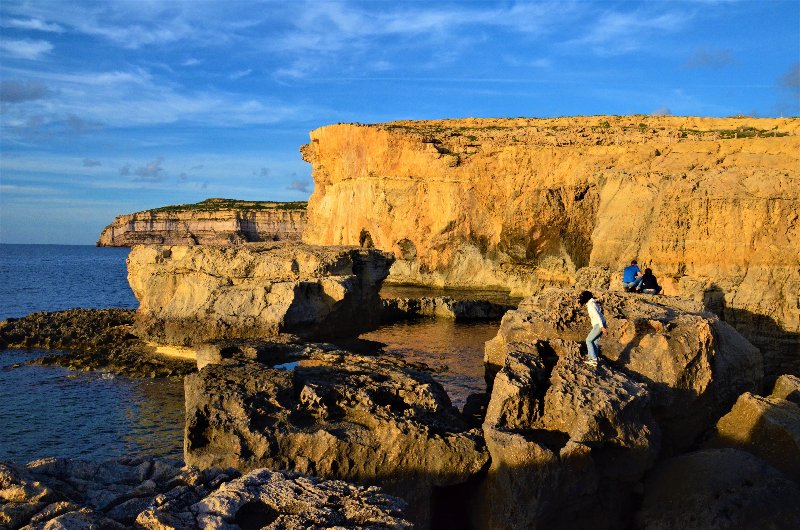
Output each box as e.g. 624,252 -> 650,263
623,265 -> 641,283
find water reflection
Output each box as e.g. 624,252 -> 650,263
359,319 -> 501,410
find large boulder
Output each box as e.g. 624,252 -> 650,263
636,449 -> 800,529
486,289 -> 762,453
475,346 -> 659,529
708,375 -> 800,482
184,351 -> 488,529
127,242 -> 394,345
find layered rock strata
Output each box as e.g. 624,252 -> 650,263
381,295 -> 514,321
300,116 -> 800,379
184,350 -> 488,528
127,242 -> 394,345
0,457 -> 409,529
485,289 -> 762,453
98,198 -> 306,246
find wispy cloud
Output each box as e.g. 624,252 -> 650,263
565,8 -> 687,56
3,17 -> 64,33
0,80 -> 50,103
82,158 -> 101,168
287,179 -> 311,193
0,39 -> 53,59
684,48 -> 732,69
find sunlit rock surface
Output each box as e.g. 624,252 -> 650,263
301,116 -> 800,379
128,242 -> 393,345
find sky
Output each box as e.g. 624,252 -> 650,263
1,0 -> 798,244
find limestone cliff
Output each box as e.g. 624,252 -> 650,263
300,116 -> 800,377
97,198 -> 306,246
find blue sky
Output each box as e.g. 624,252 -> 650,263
1,0 -> 798,244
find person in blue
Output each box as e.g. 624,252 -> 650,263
639,268 -> 662,294
578,290 -> 607,367
622,260 -> 643,291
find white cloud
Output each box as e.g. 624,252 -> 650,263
4,18 -> 64,33
0,39 -> 53,59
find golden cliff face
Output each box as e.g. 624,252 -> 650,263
301,116 -> 800,375
98,200 -> 307,246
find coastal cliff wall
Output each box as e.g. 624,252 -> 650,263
300,116 -> 800,377
98,199 -> 306,246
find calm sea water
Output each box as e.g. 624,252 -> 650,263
0,244 -> 502,463
0,244 -> 183,463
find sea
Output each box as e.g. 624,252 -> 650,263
0,244 -> 499,464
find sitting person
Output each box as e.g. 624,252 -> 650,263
622,260 -> 643,291
638,268 -> 662,294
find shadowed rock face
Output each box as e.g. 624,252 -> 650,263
0,457 -> 410,530
485,289 -> 762,453
128,242 -> 394,345
636,449 -> 800,530
184,351 -> 488,529
301,116 -> 800,380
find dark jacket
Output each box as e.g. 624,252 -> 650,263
640,271 -> 660,290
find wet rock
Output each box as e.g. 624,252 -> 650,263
709,391 -> 800,482
485,289 -> 762,453
475,348 -> 658,529
184,351 -> 488,528
128,242 -> 394,345
636,449 -> 800,529
137,468 -> 411,530
0,309 -> 194,379
382,296 -> 514,321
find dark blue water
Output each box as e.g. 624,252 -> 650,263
0,244 -> 138,320
0,244 -> 183,463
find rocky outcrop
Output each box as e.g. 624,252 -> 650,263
128,242 -> 394,345
0,309 -> 194,378
636,449 -> 800,529
0,457 -> 409,529
382,295 -> 514,321
184,349 -> 488,528
485,289 -> 762,453
475,347 -> 658,529
708,374 -> 800,482
98,198 -> 306,247
300,116 -> 800,379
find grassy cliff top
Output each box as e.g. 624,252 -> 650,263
141,198 -> 307,214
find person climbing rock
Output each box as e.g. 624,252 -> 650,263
578,290 -> 607,367
638,268 -> 662,294
622,259 -> 643,291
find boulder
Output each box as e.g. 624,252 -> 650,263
137,468 -> 410,530
127,242 -> 394,345
184,351 -> 489,529
636,449 -> 800,529
475,347 -> 658,529
710,391 -> 800,482
772,373 -> 800,405
485,289 -> 762,453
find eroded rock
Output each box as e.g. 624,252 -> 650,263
184,351 -> 488,528
128,242 -> 394,345
485,289 -> 762,452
